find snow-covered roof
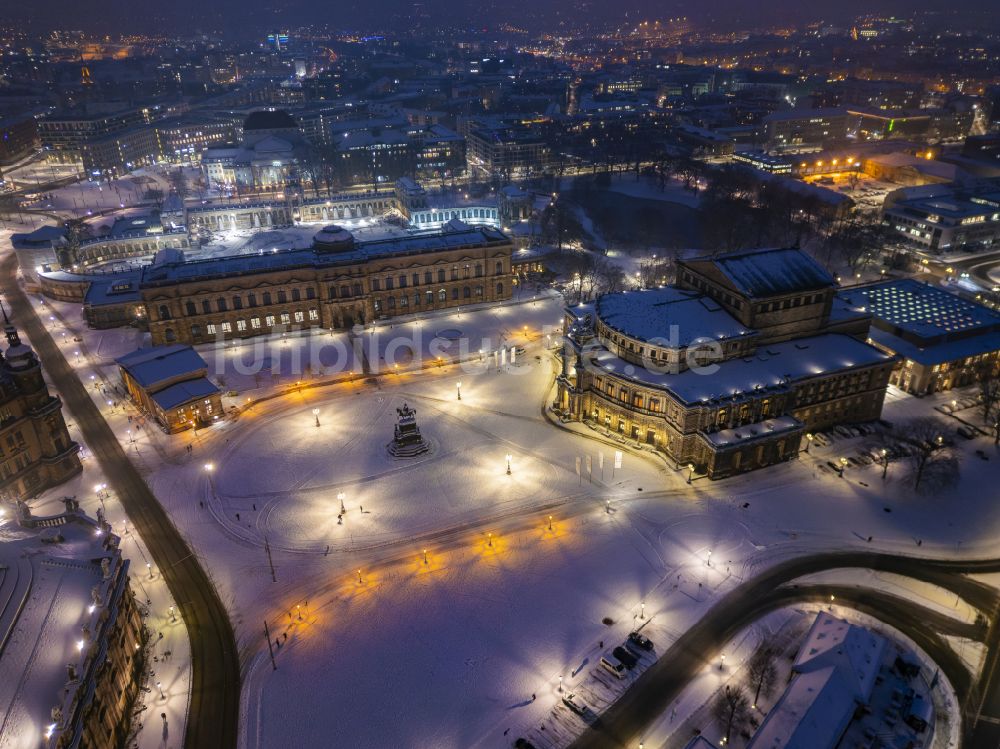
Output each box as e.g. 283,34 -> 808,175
0,511 -> 126,749
590,333 -> 893,405
116,345 -> 209,389
867,326 -> 1000,367
701,415 -> 802,448
746,666 -> 858,749
687,248 -> 836,298
844,279 -> 1000,341
140,226 -> 509,286
596,287 -> 753,347
150,377 -> 220,411
794,613 -> 886,702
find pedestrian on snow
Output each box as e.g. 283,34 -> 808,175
236,513 -> 240,521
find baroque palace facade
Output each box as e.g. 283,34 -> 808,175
556,248 -> 896,479
142,222 -> 513,346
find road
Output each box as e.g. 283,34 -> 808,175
2,253 -> 240,749
569,550 -> 1000,749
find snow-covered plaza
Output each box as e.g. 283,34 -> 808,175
21,284 -> 1000,749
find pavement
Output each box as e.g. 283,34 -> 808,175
2,253 -> 240,749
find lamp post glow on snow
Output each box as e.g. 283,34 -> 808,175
804,432 -> 813,453
548,515 -> 553,531
313,408 -> 320,427
157,681 -> 164,699
338,492 -> 346,514
505,453 -> 512,475
456,381 -> 462,400
640,601 -> 645,619
558,675 -> 563,693
423,549 -> 428,565
707,550 -> 712,567
147,562 -> 152,579
839,457 -> 849,477
687,463 -> 695,484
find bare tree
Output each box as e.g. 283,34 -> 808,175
713,684 -> 750,744
746,647 -> 779,709
890,418 -> 960,492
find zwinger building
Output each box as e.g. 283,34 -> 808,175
557,248 -> 896,479
141,221 -> 513,346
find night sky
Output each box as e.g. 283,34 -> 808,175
7,0 -> 995,34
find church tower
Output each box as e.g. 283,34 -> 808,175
0,303 -> 81,501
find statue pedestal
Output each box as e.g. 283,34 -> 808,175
387,403 -> 430,457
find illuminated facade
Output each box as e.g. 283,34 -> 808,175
140,224 -> 514,346
556,248 -> 894,479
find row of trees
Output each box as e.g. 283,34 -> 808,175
712,644 -> 780,743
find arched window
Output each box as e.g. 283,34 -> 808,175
164,328 -> 176,343
159,304 -> 171,320
438,289 -> 446,302
437,269 -> 446,283
185,301 -> 196,316
263,291 -> 272,305
278,290 -> 288,304
340,285 -> 350,298
463,286 -> 471,299
451,288 -> 459,300
495,261 -> 504,275
475,286 -> 483,297
353,282 -> 362,296
387,296 -> 395,310
248,292 -> 257,307
233,296 -> 243,310
306,288 -> 315,300
216,298 -> 227,313
475,264 -> 483,277
202,300 -> 211,314
191,324 -> 202,338
328,286 -> 337,300
451,267 -> 459,281
292,289 -> 301,302
496,282 -> 504,296
424,271 -> 432,284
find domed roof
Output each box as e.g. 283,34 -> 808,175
243,109 -> 298,131
312,225 -> 355,253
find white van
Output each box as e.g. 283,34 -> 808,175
600,653 -> 627,679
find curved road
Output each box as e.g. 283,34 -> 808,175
2,254 -> 240,749
569,550 -> 1000,749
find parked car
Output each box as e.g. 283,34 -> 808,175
627,631 -> 654,651
613,645 -> 638,669
600,653 -> 627,679
562,692 -> 589,716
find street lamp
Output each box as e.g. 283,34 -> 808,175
548,515 -> 553,531
423,549 -> 428,565
640,601 -> 645,619
687,463 -> 695,484
707,550 -> 712,567
839,457 -> 849,477
505,453 -> 512,475
456,381 -> 462,401
147,562 -> 153,579
338,492 -> 346,514
804,432 -> 813,453
312,408 -> 320,427
558,675 -> 563,693
157,681 -> 164,699
880,448 -> 889,480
